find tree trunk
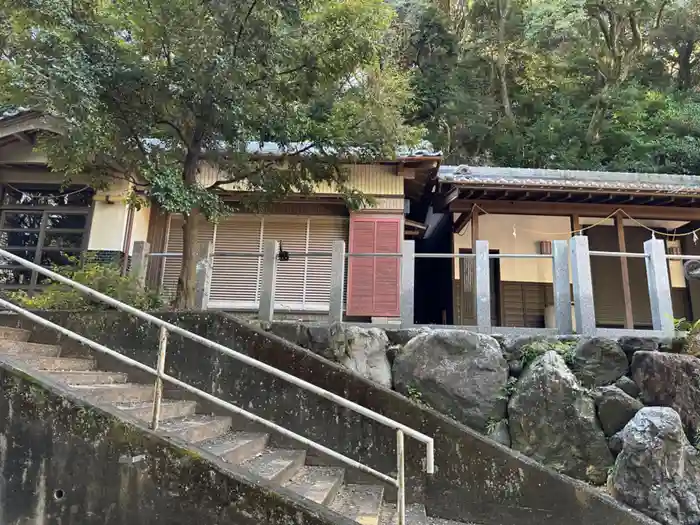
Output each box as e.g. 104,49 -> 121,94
174,209 -> 202,309
678,40 -> 695,90
496,0 -> 514,124
173,145 -> 203,309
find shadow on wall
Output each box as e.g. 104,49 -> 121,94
0,311 -> 655,525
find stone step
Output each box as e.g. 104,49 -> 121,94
0,340 -> 61,357
282,466 -> 345,505
426,517 -> 475,525
242,449 -> 306,483
330,484 -> 385,525
26,357 -> 95,371
200,432 -> 269,464
72,384 -> 155,403
49,371 -> 128,385
158,415 -> 232,443
380,503 -> 428,525
0,327 -> 31,342
117,400 -> 198,422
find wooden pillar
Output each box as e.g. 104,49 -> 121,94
471,207 -> 480,248
615,212 -> 634,329
571,214 -> 581,235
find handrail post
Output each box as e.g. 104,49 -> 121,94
130,241 -> 150,288
396,429 -> 406,525
329,240 -> 346,324
644,238 -> 674,335
400,240 -> 415,328
425,440 -> 434,474
259,239 -> 279,322
551,240 -> 573,334
570,235 -> 596,336
151,326 -> 168,430
195,241 -> 214,310
475,240 -> 491,333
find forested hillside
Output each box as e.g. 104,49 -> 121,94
390,0 -> 700,172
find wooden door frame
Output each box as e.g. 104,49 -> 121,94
458,248 -> 502,326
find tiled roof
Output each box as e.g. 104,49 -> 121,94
438,165 -> 700,195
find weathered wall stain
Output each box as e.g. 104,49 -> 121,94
0,311 -> 656,525
0,361 -> 358,525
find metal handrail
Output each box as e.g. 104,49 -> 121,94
0,247 -> 432,525
589,250 -> 648,259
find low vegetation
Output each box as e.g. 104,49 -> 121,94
7,259 -> 161,311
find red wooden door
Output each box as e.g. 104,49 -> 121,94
346,216 -> 401,317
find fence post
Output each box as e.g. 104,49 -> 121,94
259,239 -> 279,322
401,240 -> 416,328
552,240 -> 573,334
130,241 -> 150,288
570,235 -> 596,336
644,238 -> 674,335
475,240 -> 491,333
329,240 -> 346,324
194,241 -> 214,310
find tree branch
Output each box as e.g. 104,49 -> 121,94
233,0 -> 259,59
156,120 -> 189,146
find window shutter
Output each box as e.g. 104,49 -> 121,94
305,217 -> 349,307
262,217 -> 308,307
211,215 -> 262,304
346,216 -> 401,317
161,214 -> 215,301
374,220 -> 401,316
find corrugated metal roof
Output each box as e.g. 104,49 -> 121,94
243,141 -> 442,160
0,110 -> 443,161
0,107 -> 32,121
438,165 -> 700,194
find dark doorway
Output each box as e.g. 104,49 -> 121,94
413,213 -> 453,325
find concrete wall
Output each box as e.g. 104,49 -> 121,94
0,357 -> 352,525
0,312 -> 654,525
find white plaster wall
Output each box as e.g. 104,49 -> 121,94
87,202 -> 128,251
129,206 -> 151,255
452,213 -> 686,288
453,214 -> 572,282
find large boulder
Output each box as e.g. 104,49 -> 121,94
384,327 -> 432,347
571,337 -> 628,387
631,351 -> 700,437
610,407 -> 700,525
595,386 -> 643,437
330,325 -> 392,388
508,351 -> 613,484
617,336 -> 660,365
614,376 -> 640,398
393,330 -> 508,431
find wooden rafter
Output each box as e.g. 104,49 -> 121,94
451,199 -> 700,221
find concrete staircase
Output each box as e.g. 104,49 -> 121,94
0,326 -> 467,525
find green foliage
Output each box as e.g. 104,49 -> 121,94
673,317 -> 700,357
520,340 -> 577,368
498,376 -> 519,401
406,385 -> 423,404
485,417 -> 503,435
391,0 -> 700,172
7,259 -> 162,311
3,0 -> 421,307
673,317 -> 700,334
